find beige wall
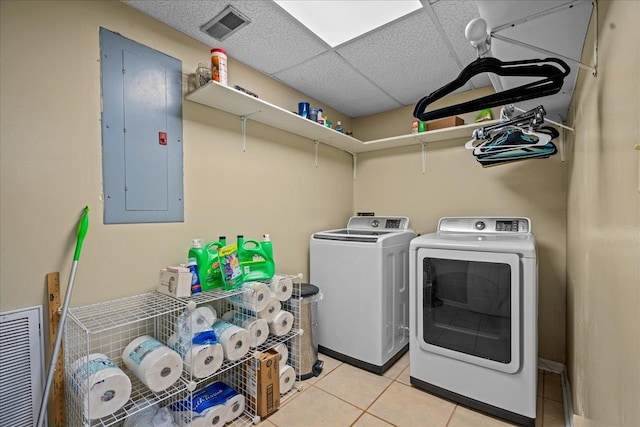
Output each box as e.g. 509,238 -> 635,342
566,1 -> 640,426
0,0 -> 353,313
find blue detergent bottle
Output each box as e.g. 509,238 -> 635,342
237,234 -> 276,281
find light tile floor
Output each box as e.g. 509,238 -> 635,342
259,353 -> 565,427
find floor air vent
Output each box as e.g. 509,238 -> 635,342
201,5 -> 251,41
0,306 -> 46,427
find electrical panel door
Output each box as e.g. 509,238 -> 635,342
100,28 -> 183,224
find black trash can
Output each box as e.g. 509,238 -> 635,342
292,283 -> 323,380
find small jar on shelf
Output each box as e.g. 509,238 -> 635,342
195,62 -> 212,89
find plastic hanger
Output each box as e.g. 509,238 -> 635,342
413,57 -> 570,121
465,127 -> 552,152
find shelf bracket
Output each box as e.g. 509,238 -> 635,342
314,141 -> 319,167
421,142 -> 428,174
240,110 -> 261,152
352,153 -> 357,180
491,0 -> 598,77
560,126 -> 566,162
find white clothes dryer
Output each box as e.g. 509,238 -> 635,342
311,216 -> 416,374
409,217 -> 537,426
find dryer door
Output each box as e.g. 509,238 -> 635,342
416,248 -> 521,374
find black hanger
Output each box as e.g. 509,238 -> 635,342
413,57 -> 570,121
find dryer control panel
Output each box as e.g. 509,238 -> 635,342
438,217 -> 531,234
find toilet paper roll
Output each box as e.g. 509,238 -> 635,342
257,296 -> 281,323
183,343 -> 224,379
191,306 -> 216,332
273,343 -> 289,370
211,321 -> 251,361
201,404 -> 227,427
268,310 -> 294,336
122,335 -> 183,392
280,364 -> 296,395
71,353 -> 132,420
268,275 -> 293,301
224,392 -> 245,423
221,310 -> 269,348
229,282 -> 271,313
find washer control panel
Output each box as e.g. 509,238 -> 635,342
347,216 -> 411,230
439,217 -> 531,234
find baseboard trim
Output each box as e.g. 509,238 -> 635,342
539,358 -> 574,427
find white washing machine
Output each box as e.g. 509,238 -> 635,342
310,216 -> 416,374
409,217 -> 537,426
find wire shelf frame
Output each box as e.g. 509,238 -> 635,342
64,276 -> 303,426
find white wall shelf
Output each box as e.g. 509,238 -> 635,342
185,81 -> 500,155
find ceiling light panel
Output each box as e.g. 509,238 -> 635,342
274,0 -> 422,47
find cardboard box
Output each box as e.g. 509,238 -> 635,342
157,268 -> 192,298
247,350 -> 280,418
427,116 -> 464,131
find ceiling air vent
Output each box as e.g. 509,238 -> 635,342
201,5 -> 251,41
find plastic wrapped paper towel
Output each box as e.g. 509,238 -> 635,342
221,310 -> 269,348
123,405 -> 177,427
122,335 -> 183,392
268,310 -> 294,336
168,334 -> 224,379
211,321 -> 251,361
279,364 -> 296,394
71,353 -> 131,420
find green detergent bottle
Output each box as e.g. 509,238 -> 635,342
200,236 -> 227,291
189,237 -> 225,292
237,234 -> 276,282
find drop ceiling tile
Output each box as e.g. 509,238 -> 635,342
336,10 -> 463,107
431,0 -> 491,90
273,52 -> 402,117
477,0 -> 575,31
123,0 -> 328,74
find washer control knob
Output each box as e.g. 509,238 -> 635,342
371,220 -> 380,227
475,221 -> 486,230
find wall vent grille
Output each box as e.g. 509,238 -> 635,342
0,306 -> 46,427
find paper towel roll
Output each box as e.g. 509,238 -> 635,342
122,335 -> 183,392
280,364 -> 296,394
201,404 -> 226,427
268,310 -> 294,336
71,353 -> 132,420
221,310 -> 269,348
273,343 -> 289,370
211,321 -> 251,361
257,296 -> 281,323
229,282 -> 271,312
224,392 -> 245,423
268,275 -> 293,301
183,343 -> 224,379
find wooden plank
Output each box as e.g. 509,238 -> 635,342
47,272 -> 65,427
